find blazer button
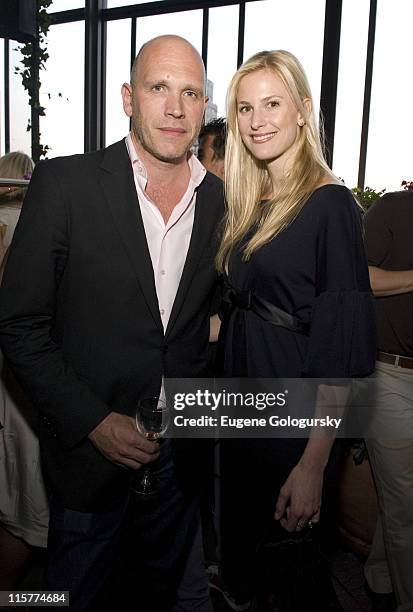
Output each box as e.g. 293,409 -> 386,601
162,345 -> 168,354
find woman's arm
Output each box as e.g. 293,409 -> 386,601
209,313 -> 221,343
274,385 -> 346,532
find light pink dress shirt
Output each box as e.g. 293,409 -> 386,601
125,133 -> 206,332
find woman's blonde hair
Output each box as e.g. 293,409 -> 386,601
0,151 -> 34,205
217,50 -> 336,272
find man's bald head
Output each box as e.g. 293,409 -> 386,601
122,34 -> 208,165
131,35 -> 206,92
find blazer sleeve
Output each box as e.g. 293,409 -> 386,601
0,161 -> 110,448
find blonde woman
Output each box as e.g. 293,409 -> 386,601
213,52 -> 376,610
0,152 -> 49,589
0,152 -> 33,250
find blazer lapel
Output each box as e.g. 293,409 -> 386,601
98,141 -> 163,333
165,177 -> 217,339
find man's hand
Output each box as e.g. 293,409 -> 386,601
88,412 -> 160,470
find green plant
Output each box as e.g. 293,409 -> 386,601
14,0 -> 53,162
351,186 -> 386,212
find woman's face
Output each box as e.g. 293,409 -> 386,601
236,69 -> 302,172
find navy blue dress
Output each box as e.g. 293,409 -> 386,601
219,184 -> 376,379
217,185 -> 376,603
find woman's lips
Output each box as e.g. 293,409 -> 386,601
250,132 -> 276,143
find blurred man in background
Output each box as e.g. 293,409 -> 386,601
198,117 -> 226,180
364,187 -> 413,612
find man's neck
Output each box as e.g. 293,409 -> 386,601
131,132 -> 189,184
131,133 -> 191,224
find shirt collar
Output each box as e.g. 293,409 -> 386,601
125,132 -> 206,188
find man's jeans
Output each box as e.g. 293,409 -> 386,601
45,441 -> 210,612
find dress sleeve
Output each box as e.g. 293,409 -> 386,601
303,187 -> 376,378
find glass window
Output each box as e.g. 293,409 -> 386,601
135,10 -> 203,56
9,44 -> 31,155
106,19 -> 131,146
49,0 -> 84,11
206,5 -> 239,118
39,22 -> 85,158
243,0 -> 326,115
0,40 -> 4,155
333,0 -> 370,188
365,0 -> 413,192
107,0 -> 163,7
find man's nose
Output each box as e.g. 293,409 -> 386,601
165,93 -> 184,118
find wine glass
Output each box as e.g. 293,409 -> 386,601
130,396 -> 170,496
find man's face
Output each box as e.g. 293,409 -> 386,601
122,39 -> 208,164
198,134 -> 225,180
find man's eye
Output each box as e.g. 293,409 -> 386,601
185,90 -> 198,98
152,85 -> 164,92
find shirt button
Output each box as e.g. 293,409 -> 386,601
160,309 -> 165,315
160,270 -> 166,275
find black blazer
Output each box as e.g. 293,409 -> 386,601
0,140 -> 224,511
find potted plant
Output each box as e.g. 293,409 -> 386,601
351,186 -> 386,212
14,0 -> 53,162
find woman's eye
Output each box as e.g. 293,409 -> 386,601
238,105 -> 250,113
268,100 -> 279,108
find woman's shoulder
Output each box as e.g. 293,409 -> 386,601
309,180 -> 353,201
305,181 -> 359,219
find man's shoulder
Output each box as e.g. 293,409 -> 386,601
38,139 -> 127,176
384,190 -> 413,206
370,190 -> 413,213
198,171 -> 224,202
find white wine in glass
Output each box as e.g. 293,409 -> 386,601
131,396 -> 169,496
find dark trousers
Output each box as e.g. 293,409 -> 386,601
45,443 -> 209,612
45,499 -> 127,611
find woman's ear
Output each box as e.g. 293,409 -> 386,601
297,97 -> 312,126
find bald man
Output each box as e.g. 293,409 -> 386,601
0,36 -> 223,611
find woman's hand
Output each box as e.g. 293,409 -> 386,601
209,313 -> 221,343
274,462 -> 323,532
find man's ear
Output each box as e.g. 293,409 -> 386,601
121,83 -> 133,118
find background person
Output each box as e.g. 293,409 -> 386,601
0,152 -> 49,590
213,50 -> 376,611
0,152 -> 34,249
0,36 -> 223,612
364,189 -> 413,612
197,117 -> 227,180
